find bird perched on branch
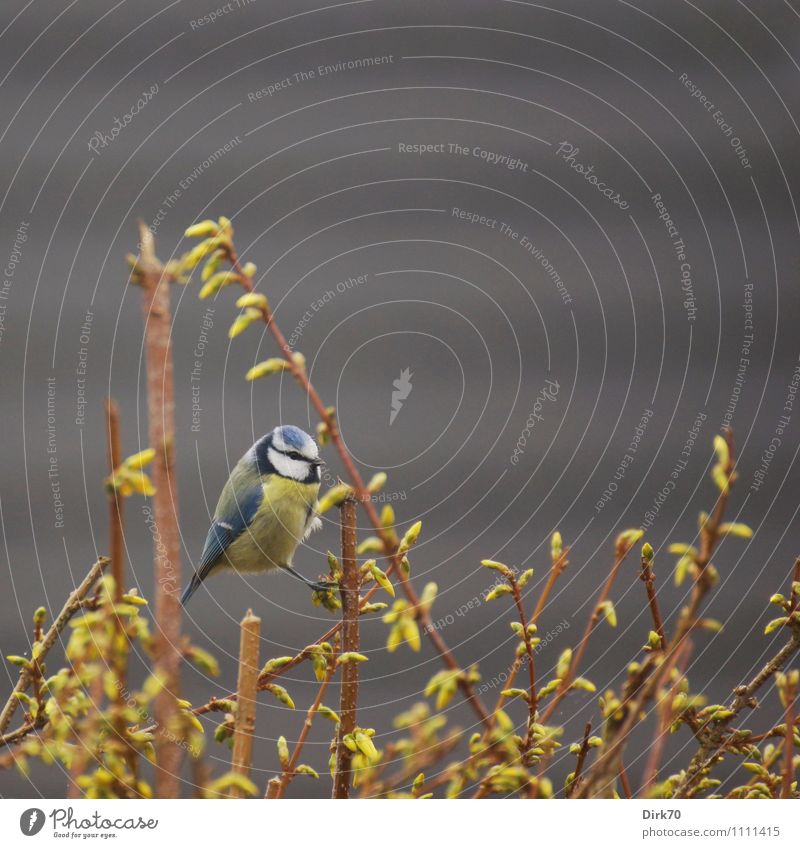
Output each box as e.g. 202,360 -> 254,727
181,425 -> 326,606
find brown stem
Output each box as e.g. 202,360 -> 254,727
137,577 -> 389,737
580,430 -> 737,798
230,610 -> 261,797
640,640 -> 692,796
674,629 -> 800,798
781,675 -> 796,798
640,553 -> 666,649
509,578 -> 537,749
134,222 -> 183,796
566,722 -> 592,798
492,547 -> 569,720
332,497 -> 360,799
540,537 -> 639,724
619,761 -> 633,798
272,653 -> 336,799
0,557 -> 110,738
531,546 -> 570,624
105,398 -> 125,599
104,397 -> 140,792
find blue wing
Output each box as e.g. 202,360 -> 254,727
181,480 -> 263,606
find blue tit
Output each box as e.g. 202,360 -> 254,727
181,425 -> 326,606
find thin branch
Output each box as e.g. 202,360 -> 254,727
509,576 -> 537,751
640,640 -> 692,796
619,761 -> 633,798
781,674 -> 796,798
133,222 -> 183,796
640,548 -> 666,649
0,557 -> 110,740
540,535 -> 639,724
565,722 -> 592,798
673,628 -> 800,798
272,650 -> 336,799
493,544 -> 569,720
230,609 -> 261,798
578,430 -> 737,797
332,497 -> 360,799
104,398 -> 125,598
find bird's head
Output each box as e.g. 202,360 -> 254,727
254,425 -> 322,483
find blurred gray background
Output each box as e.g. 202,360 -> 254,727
1,0 -> 799,797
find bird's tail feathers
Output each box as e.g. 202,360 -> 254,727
180,569 -> 206,606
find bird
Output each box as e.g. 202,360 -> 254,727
181,425 -> 327,606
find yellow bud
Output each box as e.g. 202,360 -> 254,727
184,220 -> 219,238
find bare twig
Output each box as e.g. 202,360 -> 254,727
104,398 -> 125,598
133,223 -> 183,796
272,648 -> 336,799
230,610 -> 261,797
509,575 -> 537,751
579,430 -> 738,797
640,547 -> 666,649
493,543 -> 569,720
619,761 -> 633,798
566,722 -> 592,798
540,534 -> 640,724
781,674 -> 796,798
332,497 -> 360,799
0,557 -> 110,740
640,641 -> 692,795
674,628 -> 800,798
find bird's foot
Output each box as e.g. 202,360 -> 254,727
284,565 -> 338,593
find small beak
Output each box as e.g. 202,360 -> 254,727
311,458 -> 323,467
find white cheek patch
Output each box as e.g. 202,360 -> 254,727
268,447 -> 308,481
